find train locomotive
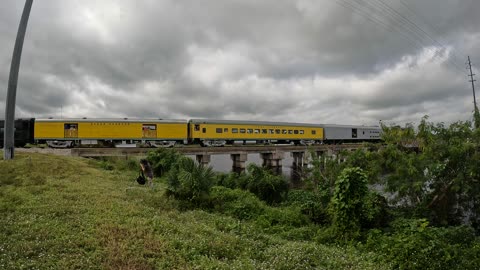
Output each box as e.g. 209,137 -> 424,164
0,118 -> 382,148
0,118 -> 35,148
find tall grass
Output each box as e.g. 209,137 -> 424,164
0,153 -> 386,269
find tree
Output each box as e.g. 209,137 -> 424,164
377,117 -> 480,228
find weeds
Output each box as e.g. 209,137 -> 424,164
2,152 -> 467,269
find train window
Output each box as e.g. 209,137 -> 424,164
142,124 -> 157,138
240,129 -> 246,133
224,128 -> 228,132
247,129 -> 253,133
254,129 -> 260,133
299,130 -> 304,134
352,128 -> 357,138
232,128 -> 238,133
202,128 -> 206,133
282,129 -> 287,134
262,129 -> 267,134
64,123 -> 78,138
269,129 -> 274,134
312,130 -> 316,135
216,128 -> 222,133
294,130 -> 299,134
288,130 -> 293,134
195,124 -> 200,131
275,129 -> 280,134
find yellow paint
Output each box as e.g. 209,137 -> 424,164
34,120 -> 187,140
190,123 -> 324,140
34,122 -> 64,139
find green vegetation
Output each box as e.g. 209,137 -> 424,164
2,115 -> 480,269
0,153 -> 384,269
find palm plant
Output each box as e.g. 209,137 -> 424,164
166,156 -> 215,201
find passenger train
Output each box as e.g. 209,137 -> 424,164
0,118 -> 382,148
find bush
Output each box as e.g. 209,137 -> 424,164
209,186 -> 267,220
257,206 -> 309,229
284,190 -> 329,224
166,157 -> 215,202
209,186 -> 310,230
330,167 -> 368,241
147,148 -> 182,177
214,172 -> 249,189
214,165 -> 289,205
360,191 -> 390,229
245,164 -> 289,204
363,219 -> 480,270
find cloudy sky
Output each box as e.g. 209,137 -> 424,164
1,0 -> 479,126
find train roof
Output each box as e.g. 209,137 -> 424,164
35,118 -> 188,124
322,124 -> 382,129
189,119 -> 324,127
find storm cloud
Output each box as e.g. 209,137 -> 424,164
1,0 -> 480,126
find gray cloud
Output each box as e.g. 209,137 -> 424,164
1,0 -> 479,126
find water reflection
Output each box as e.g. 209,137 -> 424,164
187,153 -> 301,180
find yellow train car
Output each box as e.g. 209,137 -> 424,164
189,119 -> 324,146
34,118 -> 188,147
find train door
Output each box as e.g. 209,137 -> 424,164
142,124 -> 157,138
64,123 -> 78,138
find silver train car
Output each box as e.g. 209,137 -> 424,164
322,124 -> 382,144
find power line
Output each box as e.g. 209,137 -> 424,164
373,0 -> 466,70
398,0 -> 469,62
332,0 -> 467,75
352,0 -> 466,73
334,0 -> 435,56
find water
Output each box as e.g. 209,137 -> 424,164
187,153 -> 298,179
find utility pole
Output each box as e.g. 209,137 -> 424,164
467,57 -> 478,110
3,0 -> 34,160
467,56 -> 480,129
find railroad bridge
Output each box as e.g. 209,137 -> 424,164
71,144 -> 364,173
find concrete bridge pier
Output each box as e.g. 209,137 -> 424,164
196,154 -> 211,166
231,153 -> 248,173
261,151 -> 284,174
291,151 -> 306,167
290,151 -> 306,188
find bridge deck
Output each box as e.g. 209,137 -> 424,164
70,144 -> 364,157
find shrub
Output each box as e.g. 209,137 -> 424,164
360,191 -> 390,229
209,186 -> 266,220
330,167 -> 368,241
147,148 -> 182,177
257,206 -> 309,229
245,164 -> 289,204
99,160 -> 114,170
214,172 -> 249,189
166,157 -> 215,202
284,189 -> 329,224
209,186 -> 310,230
363,219 -> 480,270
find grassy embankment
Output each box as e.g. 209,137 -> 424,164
0,152 -> 385,269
